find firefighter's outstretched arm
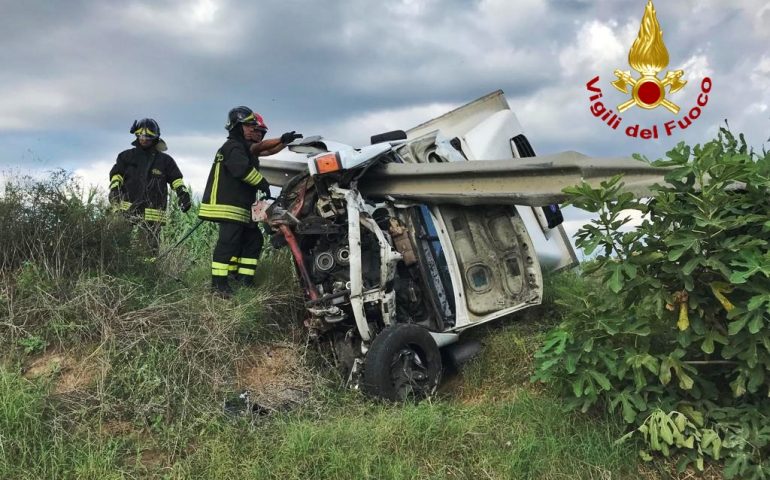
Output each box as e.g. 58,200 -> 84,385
249,131 -> 303,157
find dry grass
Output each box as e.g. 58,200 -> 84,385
1,243 -> 312,431
23,347 -> 105,395
234,342 -> 315,410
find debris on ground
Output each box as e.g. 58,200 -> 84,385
229,342 -> 314,415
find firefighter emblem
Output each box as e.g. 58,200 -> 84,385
611,0 -> 686,114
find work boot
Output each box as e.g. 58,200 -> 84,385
211,276 -> 233,299
234,274 -> 255,288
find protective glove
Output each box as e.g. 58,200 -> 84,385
280,131 -> 303,145
177,189 -> 192,213
256,177 -> 272,200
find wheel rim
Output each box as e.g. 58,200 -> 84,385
390,346 -> 432,400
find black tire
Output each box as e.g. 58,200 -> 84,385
362,324 -> 442,402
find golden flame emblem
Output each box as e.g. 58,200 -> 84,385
611,0 -> 686,113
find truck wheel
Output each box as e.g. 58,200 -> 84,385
363,324 -> 442,401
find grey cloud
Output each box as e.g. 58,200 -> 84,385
0,0 -> 768,179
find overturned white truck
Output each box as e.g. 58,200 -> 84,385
256,91 -> 664,401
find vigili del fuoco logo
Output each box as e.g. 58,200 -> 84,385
586,0 -> 713,139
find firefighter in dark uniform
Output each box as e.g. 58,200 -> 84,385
199,106 -> 302,296
108,118 -> 191,255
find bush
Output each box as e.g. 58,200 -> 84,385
533,129 -> 770,478
0,170 -> 138,275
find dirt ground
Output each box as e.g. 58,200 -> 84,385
637,461 -> 723,480
233,342 -> 315,411
23,348 -> 104,394
22,342 -> 315,412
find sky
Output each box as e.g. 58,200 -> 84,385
1,0 -> 768,244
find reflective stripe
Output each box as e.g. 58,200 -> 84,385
111,174 -> 124,186
243,168 -> 263,186
119,201 -> 132,211
239,257 -> 258,266
199,204 -> 250,222
199,203 -> 250,223
134,127 -> 157,137
202,203 -> 250,215
171,178 -> 185,190
229,256 -> 239,272
211,153 -> 223,203
144,208 -> 166,222
109,181 -> 120,190
212,261 -> 230,276
237,267 -> 256,276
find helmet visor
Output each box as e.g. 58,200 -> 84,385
134,127 -> 159,138
241,113 -> 267,131
240,113 -> 258,125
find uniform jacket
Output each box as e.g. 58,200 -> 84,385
109,144 -> 185,223
199,136 -> 265,224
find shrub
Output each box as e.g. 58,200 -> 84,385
533,129 -> 770,478
0,170 -> 138,276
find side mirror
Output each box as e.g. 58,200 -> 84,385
370,130 -> 407,145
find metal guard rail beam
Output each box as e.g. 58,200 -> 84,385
260,151 -> 668,207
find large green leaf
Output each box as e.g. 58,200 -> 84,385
730,249 -> 770,284
701,329 -> 728,354
606,263 -> 624,293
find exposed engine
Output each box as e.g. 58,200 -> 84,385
260,166 -> 446,349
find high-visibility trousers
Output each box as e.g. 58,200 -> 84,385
210,222 -> 263,279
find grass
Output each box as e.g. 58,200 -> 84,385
1,329 -> 641,480
167,391 -> 636,479
0,370 -> 127,480
0,172 -> 652,479
0,302 -> 646,479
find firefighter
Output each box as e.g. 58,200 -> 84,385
199,106 -> 302,297
108,118 -> 191,255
